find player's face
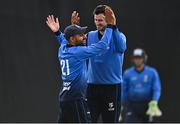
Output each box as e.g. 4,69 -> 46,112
73,34 -> 86,45
133,57 -> 144,67
94,14 -> 107,31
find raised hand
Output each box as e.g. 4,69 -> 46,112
71,11 -> 80,25
105,7 -> 116,25
46,15 -> 60,33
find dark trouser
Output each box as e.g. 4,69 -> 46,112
86,84 -> 121,123
124,101 -> 150,123
58,98 -> 91,123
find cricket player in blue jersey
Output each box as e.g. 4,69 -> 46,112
58,5 -> 127,123
46,8 -> 116,123
122,48 -> 162,122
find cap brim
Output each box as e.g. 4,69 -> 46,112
80,26 -> 88,34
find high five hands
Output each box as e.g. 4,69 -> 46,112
46,15 -> 60,33
71,11 -> 80,25
105,7 -> 116,25
46,7 -> 116,32
71,7 -> 116,26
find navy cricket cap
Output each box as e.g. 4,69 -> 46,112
64,25 -> 87,40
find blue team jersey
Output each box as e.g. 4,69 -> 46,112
87,28 -> 126,84
122,65 -> 161,103
56,28 -> 113,101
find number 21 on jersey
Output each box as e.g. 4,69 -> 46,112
60,59 -> 70,76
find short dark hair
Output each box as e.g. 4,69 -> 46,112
93,5 -> 108,15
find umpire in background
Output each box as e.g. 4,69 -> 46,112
122,48 -> 162,123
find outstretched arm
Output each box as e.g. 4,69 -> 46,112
113,28 -> 127,53
107,8 -> 126,53
74,27 -> 113,60
46,15 -> 67,44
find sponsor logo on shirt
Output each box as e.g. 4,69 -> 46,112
62,82 -> 71,91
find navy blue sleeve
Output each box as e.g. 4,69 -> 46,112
152,69 -> 161,101
55,32 -> 68,45
113,28 -> 127,53
74,28 -> 113,60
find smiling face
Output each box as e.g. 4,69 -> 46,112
93,5 -> 108,32
94,13 -> 107,32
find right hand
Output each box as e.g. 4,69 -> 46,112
105,7 -> 116,25
71,11 -> 80,25
46,15 -> 60,33
146,100 -> 162,117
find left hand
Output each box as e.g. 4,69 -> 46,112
105,7 -> 116,25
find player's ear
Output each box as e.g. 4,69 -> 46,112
69,36 -> 74,42
69,36 -> 76,43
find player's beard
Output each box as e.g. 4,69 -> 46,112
101,26 -> 106,32
97,25 -> 106,32
76,39 -> 86,46
76,42 -> 86,46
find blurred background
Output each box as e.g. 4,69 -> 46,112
0,0 -> 180,122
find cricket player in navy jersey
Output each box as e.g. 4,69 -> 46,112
46,7 -> 116,123
58,5 -> 127,122
122,48 -> 162,123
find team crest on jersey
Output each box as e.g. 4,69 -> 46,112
131,76 -> 137,81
